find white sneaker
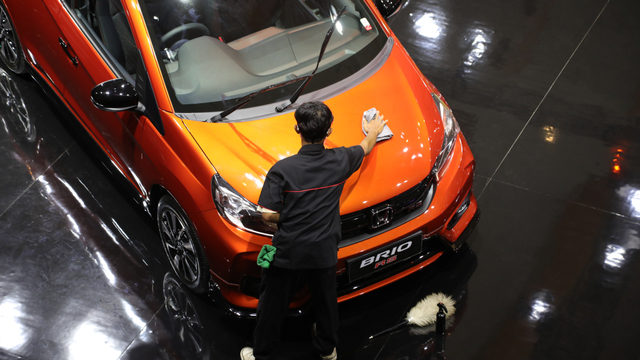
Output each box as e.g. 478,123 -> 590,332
320,348 -> 337,360
240,347 -> 255,360
313,323 -> 337,360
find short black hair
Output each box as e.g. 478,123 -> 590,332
295,102 -> 333,143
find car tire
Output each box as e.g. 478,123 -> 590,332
157,195 -> 210,294
0,3 -> 26,74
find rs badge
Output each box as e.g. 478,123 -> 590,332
346,232 -> 423,282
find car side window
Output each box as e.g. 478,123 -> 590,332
64,0 -> 138,83
64,0 -> 164,134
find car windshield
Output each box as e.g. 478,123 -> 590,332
138,0 -> 386,116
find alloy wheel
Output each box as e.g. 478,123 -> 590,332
160,207 -> 201,284
0,7 -> 19,67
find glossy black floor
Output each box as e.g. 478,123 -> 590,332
1,0 -> 640,359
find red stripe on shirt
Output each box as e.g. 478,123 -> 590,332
283,180 -> 347,193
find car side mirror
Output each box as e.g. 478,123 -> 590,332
374,0 -> 408,19
91,79 -> 145,113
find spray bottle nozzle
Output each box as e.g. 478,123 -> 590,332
437,302 -> 448,314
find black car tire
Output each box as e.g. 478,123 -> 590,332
157,194 -> 210,293
0,3 -> 26,74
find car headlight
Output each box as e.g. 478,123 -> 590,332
431,93 -> 460,182
211,174 -> 275,236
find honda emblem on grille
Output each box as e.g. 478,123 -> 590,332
370,206 -> 393,229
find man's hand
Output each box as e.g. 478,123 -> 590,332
262,212 -> 280,224
360,111 -> 389,155
362,111 -> 387,136
260,217 -> 278,230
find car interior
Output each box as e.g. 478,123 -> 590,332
64,0 -> 378,106
66,0 -> 139,83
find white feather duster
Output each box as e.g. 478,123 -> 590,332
406,292 -> 456,326
369,292 -> 456,339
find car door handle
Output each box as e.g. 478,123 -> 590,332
59,37 -> 78,67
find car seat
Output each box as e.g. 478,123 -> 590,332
95,0 -> 138,74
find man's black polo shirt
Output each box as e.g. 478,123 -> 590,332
258,143 -> 365,269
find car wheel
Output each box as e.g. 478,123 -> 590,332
157,195 -> 210,293
0,4 -> 26,74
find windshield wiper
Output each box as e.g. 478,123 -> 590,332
208,77 -> 306,122
208,5 -> 346,123
276,5 -> 346,112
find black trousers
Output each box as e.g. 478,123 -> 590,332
253,265 -> 339,360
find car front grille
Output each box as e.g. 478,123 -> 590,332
338,174 -> 436,247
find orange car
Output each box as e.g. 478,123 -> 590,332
0,0 -> 478,314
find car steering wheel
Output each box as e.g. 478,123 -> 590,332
161,23 -> 210,49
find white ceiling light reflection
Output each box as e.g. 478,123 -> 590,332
68,318 -> 124,360
622,227 -> 640,250
630,189 -> 640,218
526,291 -> 554,323
111,218 -> 130,241
529,298 -> 551,321
602,224 -> 639,270
616,185 -> 640,218
464,30 -> 490,66
414,12 -> 444,39
0,297 -> 28,351
604,244 -> 627,269
58,176 -> 87,210
67,213 -> 81,239
99,221 -> 119,243
2,117 -> 9,133
245,173 -> 263,189
122,300 -> 147,329
95,252 -> 117,286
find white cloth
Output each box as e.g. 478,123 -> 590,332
362,107 -> 393,142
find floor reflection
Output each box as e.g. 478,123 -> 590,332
163,273 -> 210,360
0,295 -> 28,354
120,246 -> 477,360
0,66 -> 168,359
0,69 -> 34,143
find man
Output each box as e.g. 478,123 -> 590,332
241,102 -> 388,360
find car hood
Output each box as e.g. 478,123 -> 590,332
183,45 -> 444,215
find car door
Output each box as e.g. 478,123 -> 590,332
46,0 -> 158,198
0,0 -> 69,95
